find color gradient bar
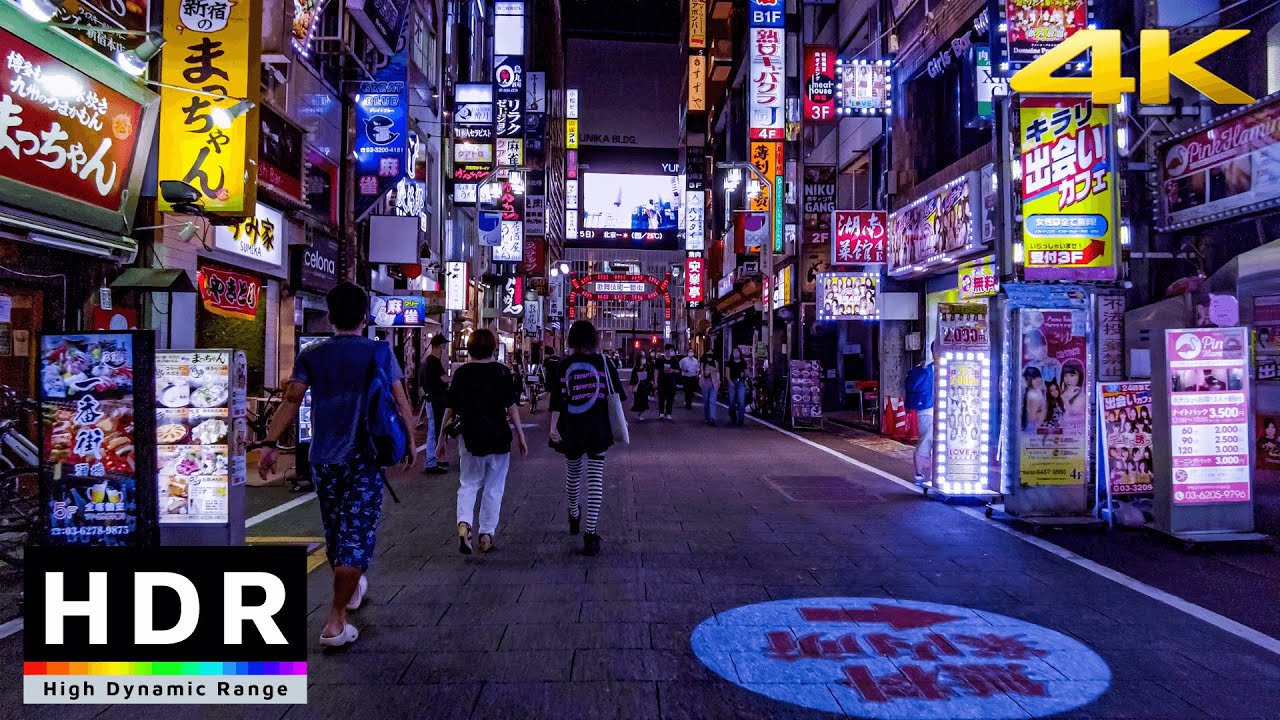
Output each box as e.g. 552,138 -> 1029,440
24,661 -> 307,676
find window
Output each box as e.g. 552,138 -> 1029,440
1269,22 -> 1280,96
412,7 -> 438,82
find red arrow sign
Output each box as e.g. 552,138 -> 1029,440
1078,239 -> 1105,264
800,604 -> 964,630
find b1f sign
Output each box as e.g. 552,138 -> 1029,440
24,547 -> 307,704
748,0 -> 783,27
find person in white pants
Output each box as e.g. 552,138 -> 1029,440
436,329 -> 528,554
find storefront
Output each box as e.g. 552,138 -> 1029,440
0,6 -> 158,398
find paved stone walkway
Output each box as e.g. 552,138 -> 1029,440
5,405 -> 1280,719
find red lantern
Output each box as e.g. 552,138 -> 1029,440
401,263 -> 423,279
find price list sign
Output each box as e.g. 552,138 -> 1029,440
1165,328 -> 1252,505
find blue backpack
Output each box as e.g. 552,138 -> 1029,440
365,348 -> 408,467
905,364 -> 933,411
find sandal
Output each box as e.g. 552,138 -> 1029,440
478,533 -> 495,553
318,623 -> 359,648
458,522 -> 472,555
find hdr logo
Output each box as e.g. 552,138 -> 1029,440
23,546 -> 307,705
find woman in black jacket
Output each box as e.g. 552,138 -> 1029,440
549,321 -> 626,556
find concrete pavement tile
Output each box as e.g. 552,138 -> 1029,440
369,568 -> 474,586
469,680 -> 659,720
645,582 -> 770,605
305,624 -> 507,655
730,652 -> 898,685
281,683 -> 480,720
1159,681 -> 1280,718
305,652 -> 415,685
657,680 -> 848,719
580,600 -> 715,624
700,568 -> 819,586
499,622 -> 650,650
643,551 -> 754,569
95,706 -> 287,720
740,683 -> 849,716
587,567 -> 702,584
764,585 -> 893,600
438,600 -> 581,625
464,568 -> 587,584
340,602 -> 450,627
571,649 -> 722,682
649,622 -> 702,651
400,650 -> 572,683
517,582 -> 645,603
388,584 -> 522,605
1024,680 -> 1207,718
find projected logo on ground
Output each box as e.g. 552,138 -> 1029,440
691,597 -> 1110,719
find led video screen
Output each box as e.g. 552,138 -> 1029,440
571,148 -> 681,250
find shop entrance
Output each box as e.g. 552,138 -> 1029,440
0,288 -> 41,399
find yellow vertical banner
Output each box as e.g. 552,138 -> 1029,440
566,119 -> 579,149
688,55 -> 706,112
689,0 -> 706,49
748,141 -> 776,213
157,0 -> 262,216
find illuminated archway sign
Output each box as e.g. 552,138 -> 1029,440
692,597 -> 1109,719
567,272 -> 673,321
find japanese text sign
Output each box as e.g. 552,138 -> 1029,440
444,261 -> 468,311
1099,382 -> 1153,496
832,211 -> 887,265
749,141 -> 780,214
804,46 -> 837,123
502,276 -> 524,317
689,0 -> 706,48
370,295 -> 427,327
1097,294 -> 1125,381
158,0 -> 261,217
213,202 -> 284,268
748,0 -> 784,27
1002,0 -> 1089,69
686,253 -> 704,307
1165,327 -> 1252,506
686,190 -> 705,251
198,266 -> 260,321
958,258 -> 998,299
354,28 -> 409,220
749,27 -> 784,140
803,166 -> 836,244
1020,96 -> 1116,281
0,20 -> 153,235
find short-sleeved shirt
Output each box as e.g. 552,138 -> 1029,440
727,360 -> 748,381
292,335 -> 404,466
447,361 -> 517,456
550,353 -> 626,457
419,354 -> 447,403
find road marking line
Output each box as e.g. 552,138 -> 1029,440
246,492 -> 316,528
744,410 -> 1280,658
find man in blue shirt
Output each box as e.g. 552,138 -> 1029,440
260,282 -> 416,648
907,338 -> 940,485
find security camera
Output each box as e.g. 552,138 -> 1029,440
159,180 -> 205,216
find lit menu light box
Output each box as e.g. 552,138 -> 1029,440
933,303 -> 995,497
815,272 -> 880,320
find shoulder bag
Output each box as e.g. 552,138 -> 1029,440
601,355 -> 630,445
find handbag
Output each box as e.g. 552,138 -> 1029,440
364,348 -> 408,467
601,355 -> 630,445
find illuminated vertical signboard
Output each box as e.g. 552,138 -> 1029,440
815,272 -> 880,321
453,83 -> 493,205
686,253 -> 705,308
748,26 -> 784,140
444,261 -> 468,311
933,303 -> 994,497
686,190 -> 705,251
803,46 -> 837,124
157,0 -> 262,216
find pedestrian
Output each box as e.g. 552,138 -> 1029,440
657,343 -> 680,420
725,347 -> 749,427
549,320 -> 626,556
418,334 -> 450,475
436,329 -> 529,554
679,348 -> 700,409
630,352 -> 653,421
699,354 -> 720,425
259,282 -> 417,648
905,338 -> 939,485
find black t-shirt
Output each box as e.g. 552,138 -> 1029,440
728,360 -> 748,381
551,353 -> 626,457
447,361 -> 517,456
419,354 -> 447,402
657,356 -> 681,387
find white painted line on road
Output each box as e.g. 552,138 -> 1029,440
745,411 -> 1280,658
246,492 -> 316,528
0,616 -> 22,640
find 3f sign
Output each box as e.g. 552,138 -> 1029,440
1010,30 -> 1254,105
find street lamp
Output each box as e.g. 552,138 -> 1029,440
718,161 -> 777,392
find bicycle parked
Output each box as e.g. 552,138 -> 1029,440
0,385 -> 41,567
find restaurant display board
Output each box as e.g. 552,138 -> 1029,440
1166,328 -> 1251,506
1017,309 -> 1089,487
1098,382 -> 1154,497
154,350 -> 247,526
932,304 -> 994,497
789,360 -> 823,422
37,332 -> 156,546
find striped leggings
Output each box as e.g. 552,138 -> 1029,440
565,454 -> 605,534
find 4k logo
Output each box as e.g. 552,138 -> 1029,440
1010,30 -> 1254,105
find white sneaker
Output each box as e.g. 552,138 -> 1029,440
346,575 -> 368,610
319,623 -> 359,648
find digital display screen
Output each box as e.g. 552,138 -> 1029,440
570,148 -> 681,250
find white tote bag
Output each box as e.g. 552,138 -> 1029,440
602,355 -> 630,445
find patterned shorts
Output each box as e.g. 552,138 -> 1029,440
312,455 -> 385,569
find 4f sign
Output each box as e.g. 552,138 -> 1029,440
1011,30 -> 1254,105
749,0 -> 783,27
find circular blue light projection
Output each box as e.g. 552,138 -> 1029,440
691,597 -> 1110,719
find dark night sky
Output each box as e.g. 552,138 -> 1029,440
563,0 -> 682,42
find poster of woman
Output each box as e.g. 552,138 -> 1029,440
1099,383 -> 1154,496
1019,309 -> 1090,486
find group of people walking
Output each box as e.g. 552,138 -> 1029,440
257,282 -> 637,648
628,345 -> 751,426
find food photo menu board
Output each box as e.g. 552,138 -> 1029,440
37,332 -> 156,546
789,360 -> 823,420
154,350 -> 247,524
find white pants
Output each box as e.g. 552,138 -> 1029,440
457,441 -> 511,535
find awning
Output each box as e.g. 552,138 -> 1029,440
110,268 -> 197,293
0,206 -> 136,263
